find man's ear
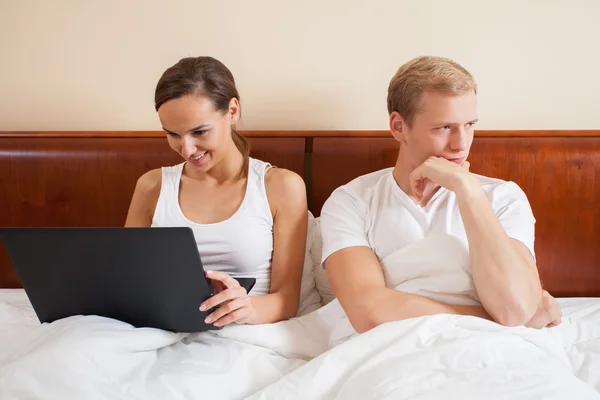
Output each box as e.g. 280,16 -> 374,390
389,111 -> 407,143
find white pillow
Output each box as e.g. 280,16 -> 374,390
296,211 -> 323,316
310,217 -> 336,305
380,234 -> 479,306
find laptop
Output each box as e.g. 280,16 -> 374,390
0,227 -> 256,333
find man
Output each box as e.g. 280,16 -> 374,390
320,56 -> 562,334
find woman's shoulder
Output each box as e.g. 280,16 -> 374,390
264,167 -> 307,214
134,168 -> 163,197
125,168 -> 164,227
248,157 -> 305,195
265,167 -> 305,194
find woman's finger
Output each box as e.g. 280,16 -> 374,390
213,305 -> 253,327
205,270 -> 240,288
206,297 -> 251,325
200,286 -> 246,312
212,280 -> 226,294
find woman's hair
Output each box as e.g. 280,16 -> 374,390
155,56 -> 250,175
387,56 -> 477,127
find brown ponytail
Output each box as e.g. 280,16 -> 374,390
232,128 -> 250,175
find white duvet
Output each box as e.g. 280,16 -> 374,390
1,235 -> 599,399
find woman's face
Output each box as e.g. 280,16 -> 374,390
158,94 -> 239,172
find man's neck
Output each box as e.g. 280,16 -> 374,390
391,146 -> 417,199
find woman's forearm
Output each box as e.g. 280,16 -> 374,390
247,292 -> 299,324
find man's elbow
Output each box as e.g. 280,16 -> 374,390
344,291 -> 393,333
493,300 -> 537,327
486,279 -> 541,327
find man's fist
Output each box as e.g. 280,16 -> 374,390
525,290 -> 562,329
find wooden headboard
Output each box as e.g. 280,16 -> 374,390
1,130 -> 599,298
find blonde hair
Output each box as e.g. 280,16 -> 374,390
387,56 -> 477,126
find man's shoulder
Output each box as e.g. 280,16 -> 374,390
319,169 -> 393,263
325,168 -> 393,208
474,173 -> 508,189
473,174 -> 530,205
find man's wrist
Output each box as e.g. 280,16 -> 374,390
454,174 -> 485,204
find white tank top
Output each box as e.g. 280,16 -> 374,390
151,158 -> 274,296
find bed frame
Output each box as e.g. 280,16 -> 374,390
1,130 -> 599,298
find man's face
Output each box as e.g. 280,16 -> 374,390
400,91 -> 478,169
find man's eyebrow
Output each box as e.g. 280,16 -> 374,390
431,119 -> 479,127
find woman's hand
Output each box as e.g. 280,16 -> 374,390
199,270 -> 256,327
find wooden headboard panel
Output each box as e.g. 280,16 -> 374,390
1,130 -> 599,298
0,132 -> 305,288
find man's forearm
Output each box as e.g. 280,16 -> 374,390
456,182 -> 541,326
354,288 -> 490,333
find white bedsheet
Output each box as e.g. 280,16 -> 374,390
1,233 -> 599,400
0,287 -> 343,400
1,289 -> 599,399
0,290 -> 600,399
249,235 -> 600,399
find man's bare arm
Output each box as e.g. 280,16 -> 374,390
410,157 -> 542,327
325,246 -> 491,334
456,184 -> 541,326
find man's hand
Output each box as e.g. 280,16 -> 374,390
409,157 -> 476,206
525,290 -> 562,329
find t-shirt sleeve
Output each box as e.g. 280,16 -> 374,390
492,181 -> 536,260
320,187 -> 370,265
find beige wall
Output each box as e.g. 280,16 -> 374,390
1,0 -> 599,131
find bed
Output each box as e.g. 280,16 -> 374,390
0,130 -> 599,399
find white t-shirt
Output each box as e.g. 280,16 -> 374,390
320,168 -> 535,265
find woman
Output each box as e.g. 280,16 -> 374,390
125,56 -> 308,327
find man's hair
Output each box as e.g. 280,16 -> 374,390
387,56 -> 477,126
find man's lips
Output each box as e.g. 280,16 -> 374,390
446,156 -> 467,164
